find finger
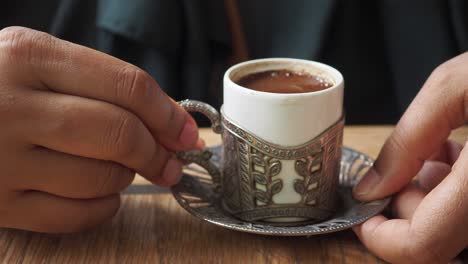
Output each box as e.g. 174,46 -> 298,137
391,183 -> 426,219
428,140 -> 463,165
182,138 -> 207,165
353,53 -> 468,201
354,144 -> 468,263
415,141 -> 461,192
3,191 -> 120,233
417,160 -> 452,192
353,216 -> 412,263
0,26 -> 198,151
406,143 -> 468,262
12,147 -> 134,199
195,138 -> 206,149
24,90 -> 182,186
150,156 -> 184,187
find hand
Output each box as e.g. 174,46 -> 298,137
0,27 -> 199,232
352,52 -> 468,263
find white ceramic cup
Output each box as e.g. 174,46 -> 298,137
178,58 -> 344,224
224,58 -> 344,146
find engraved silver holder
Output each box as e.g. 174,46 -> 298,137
176,99 -> 344,224
172,145 -> 391,236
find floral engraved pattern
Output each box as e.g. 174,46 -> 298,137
235,140 -> 284,209
250,148 -> 283,206
237,140 -> 255,210
294,153 -> 323,205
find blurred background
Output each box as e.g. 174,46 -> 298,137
1,0 -> 467,125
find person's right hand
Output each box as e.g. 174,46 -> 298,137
0,27 -> 199,233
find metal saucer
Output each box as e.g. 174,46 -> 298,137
171,145 -> 391,236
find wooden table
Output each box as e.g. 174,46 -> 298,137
1,126 -> 467,263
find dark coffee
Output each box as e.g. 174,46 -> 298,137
236,70 -> 333,94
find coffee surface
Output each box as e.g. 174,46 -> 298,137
236,70 -> 333,94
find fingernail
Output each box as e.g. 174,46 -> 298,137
178,121 -> 198,147
353,168 -> 381,198
162,158 -> 183,185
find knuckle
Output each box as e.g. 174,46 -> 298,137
427,56 -> 468,127
145,147 -> 170,180
113,65 -> 180,136
49,102 -> 78,137
433,60 -> 456,80
427,58 -> 461,94
115,66 -> 153,105
426,63 -> 453,92
424,55 -> 468,128
105,111 -> 142,160
68,196 -> 120,233
96,163 -> 134,197
387,128 -> 410,155
0,26 -> 55,64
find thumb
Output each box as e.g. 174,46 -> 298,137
353,54 -> 468,201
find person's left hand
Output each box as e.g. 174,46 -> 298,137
352,52 -> 468,263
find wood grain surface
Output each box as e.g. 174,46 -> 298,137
1,126 -> 467,264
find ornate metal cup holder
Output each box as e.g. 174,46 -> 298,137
171,145 -> 391,236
